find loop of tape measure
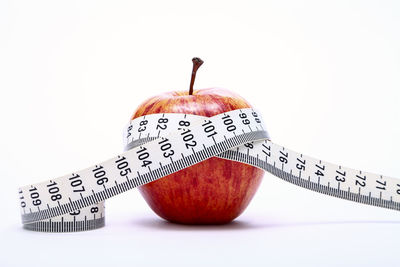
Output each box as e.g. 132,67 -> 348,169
18,108 -> 400,232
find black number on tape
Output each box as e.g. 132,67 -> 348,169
138,119 -> 148,132
92,165 -> 109,185
69,174 -> 85,192
179,120 -> 190,127
29,187 -> 41,206
157,118 -> 169,130
296,158 -> 306,171
19,190 -> 26,208
91,207 -> 99,213
376,179 -> 387,190
47,181 -> 62,201
222,114 -> 236,132
136,147 -> 152,168
239,112 -> 250,125
127,125 -> 133,138
244,143 -> 254,149
315,164 -> 325,177
70,210 -> 80,216
262,143 -> 271,157
202,120 -> 217,138
355,174 -> 366,187
116,156 -> 133,175
181,129 -> 197,149
279,150 -> 288,164
252,111 -> 261,123
335,170 -> 346,183
158,138 -> 175,158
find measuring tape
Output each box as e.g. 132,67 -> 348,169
18,108 -> 400,232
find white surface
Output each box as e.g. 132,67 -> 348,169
1,1 -> 400,266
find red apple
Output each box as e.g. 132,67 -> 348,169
130,58 -> 264,224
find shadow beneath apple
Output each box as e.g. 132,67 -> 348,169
132,218 -> 271,231
132,217 -> 400,231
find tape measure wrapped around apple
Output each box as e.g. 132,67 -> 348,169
18,58 -> 400,232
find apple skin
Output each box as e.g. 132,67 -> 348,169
131,88 -> 264,224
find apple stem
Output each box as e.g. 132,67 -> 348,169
189,57 -> 204,95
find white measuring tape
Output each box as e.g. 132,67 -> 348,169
18,108 -> 400,232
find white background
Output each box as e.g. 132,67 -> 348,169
1,0 -> 400,266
